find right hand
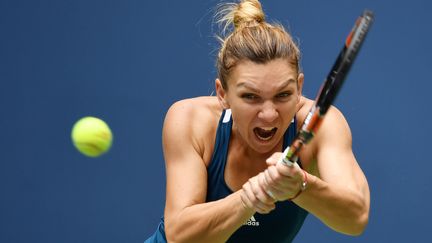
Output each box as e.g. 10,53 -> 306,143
262,151 -> 306,201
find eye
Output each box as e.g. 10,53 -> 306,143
241,93 -> 259,100
276,92 -> 293,99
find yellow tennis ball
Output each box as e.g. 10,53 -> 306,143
71,116 -> 113,157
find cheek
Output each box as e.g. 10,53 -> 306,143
231,106 -> 258,132
231,106 -> 255,122
279,100 -> 298,119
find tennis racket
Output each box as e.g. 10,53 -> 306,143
280,10 -> 374,166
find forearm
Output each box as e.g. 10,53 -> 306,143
165,190 -> 254,243
294,173 -> 369,235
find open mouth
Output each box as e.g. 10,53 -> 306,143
254,127 -> 277,141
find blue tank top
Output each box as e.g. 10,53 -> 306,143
206,109 -> 308,242
145,109 -> 308,243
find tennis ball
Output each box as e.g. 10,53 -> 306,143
71,116 -> 113,157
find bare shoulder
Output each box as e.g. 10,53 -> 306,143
296,96 -> 351,142
166,96 -> 221,118
296,96 -> 353,169
164,96 -> 222,133
163,96 -> 222,164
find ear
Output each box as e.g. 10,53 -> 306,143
296,73 -> 304,102
215,78 -> 230,109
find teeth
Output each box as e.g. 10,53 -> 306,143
257,134 -> 272,141
260,127 -> 275,131
254,127 -> 277,141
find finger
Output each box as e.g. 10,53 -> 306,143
266,165 -> 284,184
240,189 -> 255,211
263,169 -> 278,197
264,172 -> 287,199
275,160 -> 299,177
265,166 -> 297,195
265,189 -> 277,201
256,203 -> 275,214
264,166 -> 275,184
242,182 -> 263,211
251,175 -> 274,204
265,166 -> 290,191
241,182 -> 257,206
244,179 -> 275,213
266,152 -> 283,166
248,194 -> 275,214
259,172 -> 277,202
250,194 -> 276,214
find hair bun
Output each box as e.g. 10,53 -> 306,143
233,0 -> 265,28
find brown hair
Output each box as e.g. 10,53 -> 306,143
216,0 -> 301,90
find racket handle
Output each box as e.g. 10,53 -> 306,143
278,146 -> 296,167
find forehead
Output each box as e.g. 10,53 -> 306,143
228,59 -> 298,89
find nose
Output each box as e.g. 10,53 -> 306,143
257,101 -> 278,123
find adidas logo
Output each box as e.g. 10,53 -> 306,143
244,215 -> 260,226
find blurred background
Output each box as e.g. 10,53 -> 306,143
1,0 -> 431,242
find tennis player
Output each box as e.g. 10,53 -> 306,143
145,0 -> 370,242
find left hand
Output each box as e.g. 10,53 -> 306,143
241,172 -> 276,214
261,152 -> 306,201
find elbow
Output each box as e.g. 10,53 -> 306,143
165,224 -> 208,243
352,193 -> 370,236
342,188 -> 371,236
165,228 -> 175,243
341,203 -> 370,236
165,216 -> 198,243
330,197 -> 369,236
165,221 -> 183,243
348,209 -> 369,236
333,212 -> 368,236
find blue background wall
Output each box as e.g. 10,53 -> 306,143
1,0 -> 431,242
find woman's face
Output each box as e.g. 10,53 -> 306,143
216,58 -> 304,154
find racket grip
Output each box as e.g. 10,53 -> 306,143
278,146 -> 296,167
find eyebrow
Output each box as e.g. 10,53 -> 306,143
236,79 -> 296,92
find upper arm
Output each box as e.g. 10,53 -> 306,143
313,107 -> 369,196
162,100 -> 209,223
